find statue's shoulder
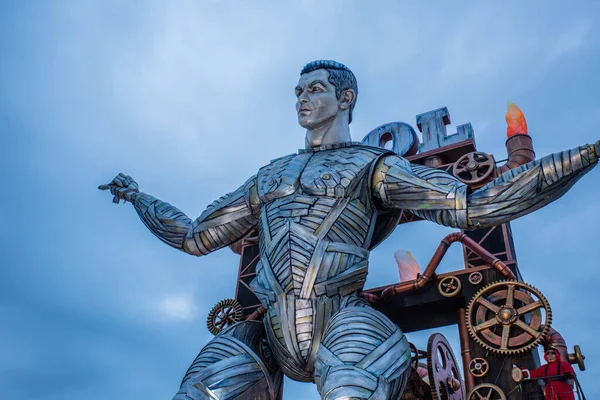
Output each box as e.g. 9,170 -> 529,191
304,144 -> 395,175
267,152 -> 298,165
319,143 -> 393,159
337,143 -> 396,165
258,152 -> 310,173
349,143 -> 391,155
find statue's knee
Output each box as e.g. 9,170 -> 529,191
315,306 -> 411,400
175,321 -> 281,400
318,365 -> 393,400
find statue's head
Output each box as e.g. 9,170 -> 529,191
296,60 -> 358,129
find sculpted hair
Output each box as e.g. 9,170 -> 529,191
300,60 -> 358,123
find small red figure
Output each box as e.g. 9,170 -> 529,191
522,347 -> 576,400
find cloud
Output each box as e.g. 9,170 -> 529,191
545,21 -> 591,63
158,294 -> 198,321
3,2 -> 600,399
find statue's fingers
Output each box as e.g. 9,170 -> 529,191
112,194 -> 120,204
98,184 -> 110,190
118,172 -> 127,178
113,176 -> 125,187
130,181 -> 139,190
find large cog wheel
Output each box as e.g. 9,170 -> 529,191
427,333 -> 465,400
206,298 -> 243,335
466,281 -> 551,355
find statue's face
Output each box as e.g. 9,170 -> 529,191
295,69 -> 340,129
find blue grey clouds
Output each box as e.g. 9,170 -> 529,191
2,1 -> 599,398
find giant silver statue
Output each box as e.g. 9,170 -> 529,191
100,60 -> 599,400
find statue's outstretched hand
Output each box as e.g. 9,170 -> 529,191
98,173 -> 139,204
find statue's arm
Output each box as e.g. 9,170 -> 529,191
100,174 -> 260,256
372,142 -> 599,229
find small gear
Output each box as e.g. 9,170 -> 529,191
468,271 -> 483,285
468,357 -> 489,378
466,280 -> 551,355
438,276 -> 462,298
427,333 -> 465,400
467,383 -> 506,400
453,151 -> 495,185
207,298 -> 243,335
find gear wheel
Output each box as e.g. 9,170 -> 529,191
467,383 -> 506,400
466,280 -> 551,355
468,358 -> 489,378
438,275 -> 462,298
468,271 -> 483,285
206,298 -> 243,335
427,333 -> 465,400
453,151 -> 495,185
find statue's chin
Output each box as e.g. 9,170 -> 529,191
297,117 -> 313,129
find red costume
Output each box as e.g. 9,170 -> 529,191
524,349 -> 575,400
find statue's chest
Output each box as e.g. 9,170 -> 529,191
257,148 -> 376,203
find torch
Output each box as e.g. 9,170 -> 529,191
497,102 -> 535,174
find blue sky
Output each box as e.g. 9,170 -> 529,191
2,1 -> 599,399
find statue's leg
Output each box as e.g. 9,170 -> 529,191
172,320 -> 283,400
314,297 -> 411,400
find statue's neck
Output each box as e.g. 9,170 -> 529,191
305,114 -> 351,149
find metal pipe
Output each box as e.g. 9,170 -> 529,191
542,326 -> 569,365
245,306 -> 268,321
381,232 -> 516,299
497,134 -> 535,174
457,307 -> 475,393
360,292 -> 379,305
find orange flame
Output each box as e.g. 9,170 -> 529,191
505,101 -> 528,137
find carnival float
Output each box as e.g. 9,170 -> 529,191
210,104 -> 587,399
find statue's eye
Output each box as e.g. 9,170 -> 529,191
311,86 -> 322,92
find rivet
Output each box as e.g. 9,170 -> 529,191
322,174 -> 331,180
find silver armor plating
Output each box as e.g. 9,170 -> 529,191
100,60 -> 599,399
173,321 -> 283,400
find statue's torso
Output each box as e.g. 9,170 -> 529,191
250,144 -> 388,381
